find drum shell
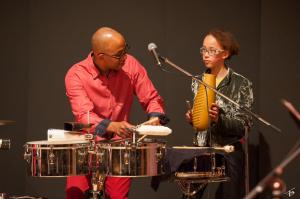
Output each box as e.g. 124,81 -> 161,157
177,153 -> 226,178
24,140 -> 90,177
89,141 -> 166,177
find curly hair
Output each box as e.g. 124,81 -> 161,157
207,29 -> 240,60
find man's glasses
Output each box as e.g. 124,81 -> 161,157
97,44 -> 130,60
200,47 -> 224,56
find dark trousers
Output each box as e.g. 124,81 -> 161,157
215,147 -> 245,199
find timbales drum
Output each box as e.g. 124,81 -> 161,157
24,140 -> 90,177
89,138 -> 166,177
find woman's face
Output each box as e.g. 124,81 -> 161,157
201,34 -> 228,69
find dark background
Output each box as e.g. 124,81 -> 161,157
0,0 -> 299,198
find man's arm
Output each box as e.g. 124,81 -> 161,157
65,69 -> 134,138
131,57 -> 169,125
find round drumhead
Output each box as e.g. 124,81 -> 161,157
26,140 -> 89,145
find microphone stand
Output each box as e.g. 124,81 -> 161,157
158,55 -> 281,133
156,55 -> 282,197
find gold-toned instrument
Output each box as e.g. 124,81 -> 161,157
192,73 -> 216,131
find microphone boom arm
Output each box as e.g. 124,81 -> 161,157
158,55 -> 281,133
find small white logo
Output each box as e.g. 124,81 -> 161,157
283,187 -> 295,198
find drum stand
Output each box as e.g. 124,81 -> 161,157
174,154 -> 229,199
89,171 -> 106,199
89,139 -> 106,199
176,179 -> 206,199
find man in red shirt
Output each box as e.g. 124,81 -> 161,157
65,27 -> 168,199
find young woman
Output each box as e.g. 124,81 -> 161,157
186,29 -> 254,199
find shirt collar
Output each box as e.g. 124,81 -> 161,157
84,52 -> 101,79
204,67 -> 233,89
85,52 -> 121,79
217,67 -> 233,89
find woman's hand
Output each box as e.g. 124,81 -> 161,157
209,103 -> 220,123
185,110 -> 193,125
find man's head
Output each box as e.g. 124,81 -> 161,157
91,27 -> 128,73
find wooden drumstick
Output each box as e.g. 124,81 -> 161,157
137,135 -> 147,143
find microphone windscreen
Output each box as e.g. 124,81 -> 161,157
148,43 -> 157,51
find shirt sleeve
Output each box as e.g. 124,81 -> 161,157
211,78 -> 254,137
65,68 -> 111,137
130,57 -> 168,123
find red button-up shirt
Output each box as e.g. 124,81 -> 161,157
65,53 -> 165,135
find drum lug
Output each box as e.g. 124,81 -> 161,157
96,150 -> 104,164
48,148 -> 55,165
23,147 -> 31,164
124,150 -> 130,165
221,157 -> 226,176
156,149 -> 163,162
211,153 -> 216,176
124,143 -> 131,165
78,149 -> 87,164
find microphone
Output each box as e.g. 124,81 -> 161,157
0,139 -> 10,150
147,43 -> 162,67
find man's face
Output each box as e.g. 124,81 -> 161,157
94,40 -> 128,72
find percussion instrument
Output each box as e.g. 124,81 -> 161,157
192,73 -> 216,131
89,138 -> 166,177
169,146 -> 231,180
24,140 -> 90,177
173,145 -> 230,198
156,146 -> 232,198
175,152 -> 227,181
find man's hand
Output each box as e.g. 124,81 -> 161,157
143,117 -> 160,126
106,121 -> 134,138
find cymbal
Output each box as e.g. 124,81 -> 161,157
0,120 -> 15,126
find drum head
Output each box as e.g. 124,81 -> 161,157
26,140 -> 89,145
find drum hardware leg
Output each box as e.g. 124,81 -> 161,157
221,157 -> 226,176
211,153 -> 216,176
176,179 -> 206,199
90,171 -> 105,199
193,157 -> 197,172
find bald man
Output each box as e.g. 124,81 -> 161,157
65,27 -> 168,199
